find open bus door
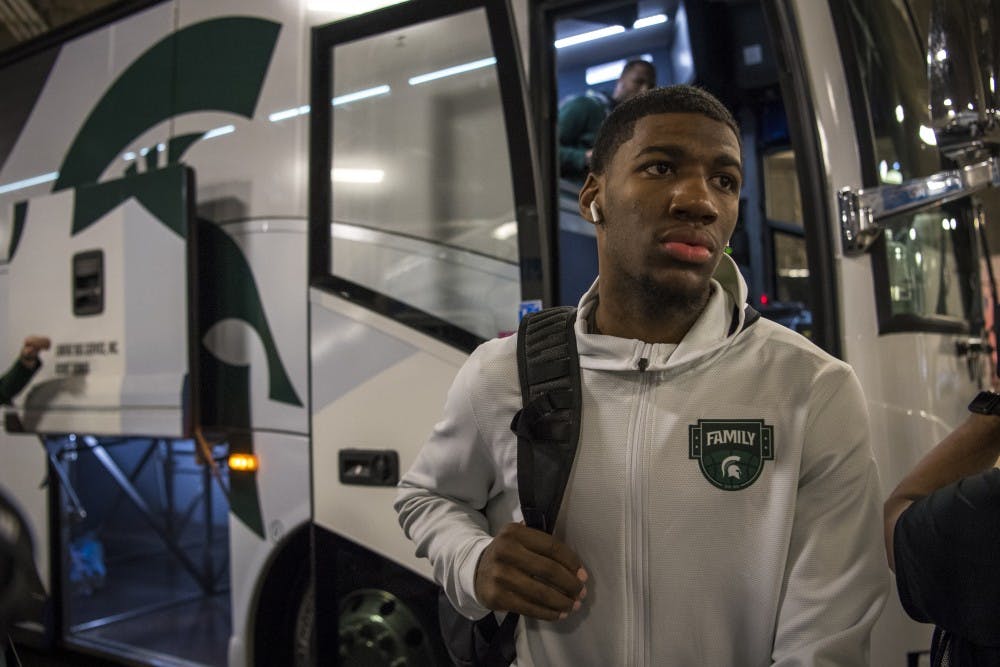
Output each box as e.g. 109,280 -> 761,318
820,0 -> 1000,662
530,0 -> 832,343
1,165 -> 231,665
531,0 -> 998,664
307,2 -> 548,666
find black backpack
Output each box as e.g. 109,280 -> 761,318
438,303 -> 761,666
438,306 -> 581,667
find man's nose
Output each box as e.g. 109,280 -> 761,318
668,177 -> 718,224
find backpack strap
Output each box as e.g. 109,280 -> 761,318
480,306 -> 582,667
511,306 -> 582,533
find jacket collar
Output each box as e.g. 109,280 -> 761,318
574,254 -> 748,372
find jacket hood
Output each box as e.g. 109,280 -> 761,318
574,253 -> 749,372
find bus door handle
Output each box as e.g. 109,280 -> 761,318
956,337 -> 991,356
338,449 -> 399,486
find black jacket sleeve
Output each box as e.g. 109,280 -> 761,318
894,467 -> 1000,646
0,359 -> 39,405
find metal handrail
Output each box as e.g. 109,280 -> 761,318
839,156 -> 1000,254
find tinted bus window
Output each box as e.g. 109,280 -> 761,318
0,0 -> 121,53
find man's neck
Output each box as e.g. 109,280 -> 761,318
592,283 -> 711,344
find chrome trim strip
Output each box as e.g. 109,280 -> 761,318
840,157 -> 1000,254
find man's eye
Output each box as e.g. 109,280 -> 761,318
645,162 -> 673,175
715,174 -> 739,192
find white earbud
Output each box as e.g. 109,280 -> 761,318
590,201 -> 602,223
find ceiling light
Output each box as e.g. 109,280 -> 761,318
332,168 -> 384,183
633,14 -> 667,29
332,85 -> 391,105
269,105 -> 311,122
554,25 -> 625,49
408,58 -> 496,85
203,125 -> 235,139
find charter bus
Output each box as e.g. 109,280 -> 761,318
0,0 -> 996,665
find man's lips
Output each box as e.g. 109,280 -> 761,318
657,229 -> 716,264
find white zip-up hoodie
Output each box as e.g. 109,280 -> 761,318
396,256 -> 889,666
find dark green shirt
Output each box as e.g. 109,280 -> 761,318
0,359 -> 38,405
557,91 -> 611,180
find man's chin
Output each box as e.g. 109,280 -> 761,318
635,272 -> 712,316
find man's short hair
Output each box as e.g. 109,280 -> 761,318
621,59 -> 656,84
590,84 -> 740,175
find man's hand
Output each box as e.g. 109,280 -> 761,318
20,335 -> 51,369
474,522 -> 588,621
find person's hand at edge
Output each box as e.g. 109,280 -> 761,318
19,335 -> 50,369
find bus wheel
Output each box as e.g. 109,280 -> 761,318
337,588 -> 437,667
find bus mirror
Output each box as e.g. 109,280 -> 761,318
927,0 -> 993,152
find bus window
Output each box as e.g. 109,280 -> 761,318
551,2 -> 680,305
327,8 -> 520,340
0,0 -> 120,54
880,200 -> 982,329
833,0 -> 988,334
763,149 -> 802,226
833,0 -> 940,186
773,232 -> 809,301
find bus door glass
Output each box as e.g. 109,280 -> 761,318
834,0 -> 994,341
309,3 -> 545,664
312,1 -> 547,342
543,1 -> 816,339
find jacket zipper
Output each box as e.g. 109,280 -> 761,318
626,343 -> 653,666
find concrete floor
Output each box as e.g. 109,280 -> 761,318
4,640 -> 122,667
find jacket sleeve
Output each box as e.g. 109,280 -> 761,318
557,95 -> 600,176
0,359 -> 39,405
771,365 -> 889,666
894,468 -> 1000,646
394,349 -> 500,620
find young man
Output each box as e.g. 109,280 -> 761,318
396,85 -> 888,665
558,59 -> 656,181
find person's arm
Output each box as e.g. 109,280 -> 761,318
884,410 -> 1000,571
772,366 -> 889,666
394,347 -> 584,622
0,336 -> 50,404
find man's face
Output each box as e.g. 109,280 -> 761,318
613,64 -> 654,103
582,112 -> 742,307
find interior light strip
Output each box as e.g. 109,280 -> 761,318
633,14 -> 667,29
332,85 -> 391,106
269,105 -> 311,122
203,125 -> 235,140
332,168 -> 384,183
408,58 -> 496,85
554,25 -> 625,49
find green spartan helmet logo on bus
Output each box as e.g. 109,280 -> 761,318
688,419 -> 774,490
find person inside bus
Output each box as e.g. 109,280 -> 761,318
0,336 -> 49,404
396,84 -> 888,666
884,392 -> 1000,666
0,336 -> 49,667
557,59 -> 656,182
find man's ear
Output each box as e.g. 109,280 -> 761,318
579,173 -> 602,225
